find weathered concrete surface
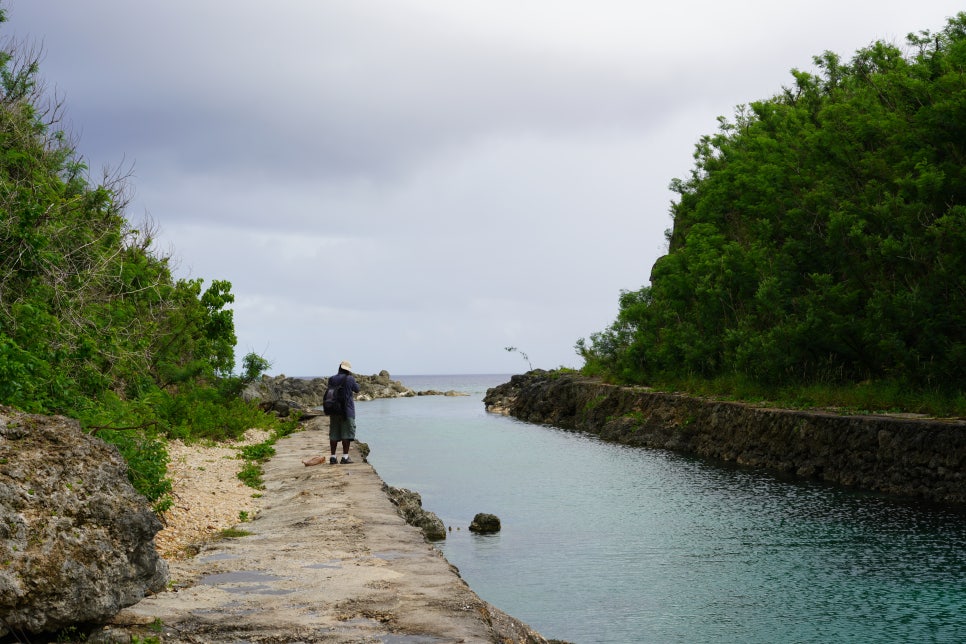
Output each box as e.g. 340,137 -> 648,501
109,428 -> 550,643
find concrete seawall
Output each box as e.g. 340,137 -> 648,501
484,372 -> 966,507
109,427 -> 553,643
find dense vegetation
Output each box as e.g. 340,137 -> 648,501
0,8 -> 283,511
580,14 -> 966,414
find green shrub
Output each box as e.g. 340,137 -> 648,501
94,428 -> 172,513
237,462 -> 264,489
240,442 -> 275,462
220,527 -> 253,538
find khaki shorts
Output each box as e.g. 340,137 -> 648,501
329,415 -> 356,442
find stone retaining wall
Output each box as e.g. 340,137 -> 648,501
483,371 -> 966,506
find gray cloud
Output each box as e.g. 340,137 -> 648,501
5,0 -> 956,374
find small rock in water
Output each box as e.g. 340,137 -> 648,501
468,512 -> 501,534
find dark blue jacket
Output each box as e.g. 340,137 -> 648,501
329,372 -> 360,418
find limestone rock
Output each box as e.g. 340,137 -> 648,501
484,370 -> 966,507
243,371 -> 471,412
384,486 -> 447,541
469,513 -> 502,534
416,389 -> 469,397
242,371 -> 416,409
0,406 -> 169,638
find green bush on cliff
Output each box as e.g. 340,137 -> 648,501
0,6 -> 281,509
580,13 -> 966,408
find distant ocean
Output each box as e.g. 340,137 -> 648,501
392,373 -> 510,394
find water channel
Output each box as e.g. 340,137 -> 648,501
361,375 -> 966,643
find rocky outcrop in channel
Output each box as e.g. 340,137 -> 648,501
242,370 -> 414,411
0,406 -> 169,638
243,371 -> 466,417
469,513 -> 501,534
384,485 -> 447,541
484,371 -> 966,507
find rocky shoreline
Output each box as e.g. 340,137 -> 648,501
242,371 -> 468,417
1,406 -> 557,642
484,370 -> 966,507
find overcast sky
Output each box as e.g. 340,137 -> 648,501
5,1 -> 956,376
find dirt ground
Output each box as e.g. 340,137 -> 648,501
153,428 -> 269,560
108,423 -> 552,643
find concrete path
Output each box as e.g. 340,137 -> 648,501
110,427 -> 549,643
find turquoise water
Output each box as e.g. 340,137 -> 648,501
360,375 -> 966,643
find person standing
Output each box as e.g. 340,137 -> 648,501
327,360 -> 360,464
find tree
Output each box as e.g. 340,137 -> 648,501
505,346 -> 533,370
0,4 -> 283,510
581,13 -> 966,391
0,9 -> 242,409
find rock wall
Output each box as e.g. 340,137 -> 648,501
243,371 -> 467,417
0,406 -> 169,638
484,371 -> 966,507
242,370 -> 416,409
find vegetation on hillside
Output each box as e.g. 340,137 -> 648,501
579,14 -> 966,415
0,7 -> 283,511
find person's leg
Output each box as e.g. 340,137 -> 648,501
339,418 -> 357,463
329,418 -> 342,464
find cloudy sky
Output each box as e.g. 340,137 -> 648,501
5,1 -> 956,376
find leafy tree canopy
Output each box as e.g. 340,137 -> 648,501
580,14 -> 966,396
0,6 -> 276,510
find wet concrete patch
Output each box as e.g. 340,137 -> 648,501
199,571 -> 284,585
192,606 -> 258,616
198,570 -> 294,594
227,586 -> 295,595
373,550 -> 422,561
